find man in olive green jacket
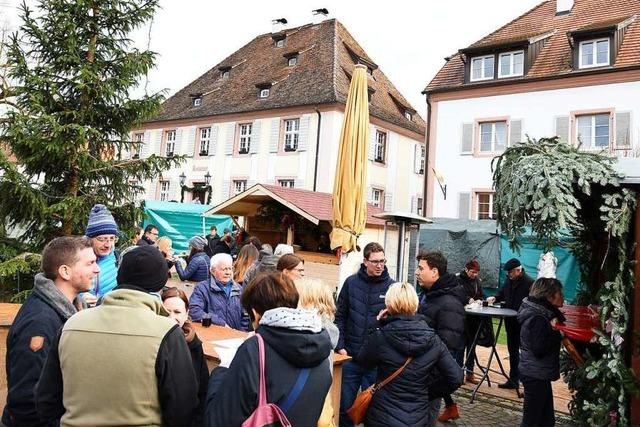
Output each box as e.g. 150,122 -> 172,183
36,245 -> 198,427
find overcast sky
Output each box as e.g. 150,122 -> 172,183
3,0 -> 543,118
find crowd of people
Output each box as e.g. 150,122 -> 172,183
2,203 -> 566,427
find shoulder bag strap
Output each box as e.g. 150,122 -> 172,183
255,333 -> 268,407
377,357 -> 413,390
279,368 -> 310,413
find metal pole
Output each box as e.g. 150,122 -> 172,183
397,221 -> 406,281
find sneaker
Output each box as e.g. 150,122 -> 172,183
498,381 -> 519,389
465,373 -> 479,384
437,403 -> 460,422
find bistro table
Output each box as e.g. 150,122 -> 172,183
193,323 -> 349,423
464,305 -> 519,403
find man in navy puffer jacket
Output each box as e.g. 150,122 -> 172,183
335,242 -> 394,427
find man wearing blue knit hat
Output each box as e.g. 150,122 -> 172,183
85,204 -> 120,298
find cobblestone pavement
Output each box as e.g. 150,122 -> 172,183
435,389 -> 576,427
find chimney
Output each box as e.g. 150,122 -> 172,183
312,8 -> 329,24
271,18 -> 288,33
556,0 -> 574,15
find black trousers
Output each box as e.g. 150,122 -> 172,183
505,318 -> 521,383
443,349 -> 464,407
521,376 -> 555,427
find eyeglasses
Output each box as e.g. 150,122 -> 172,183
94,236 -> 118,244
366,259 -> 386,265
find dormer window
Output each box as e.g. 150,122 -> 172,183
498,50 -> 524,78
259,88 -> 270,98
193,97 -> 202,107
470,55 -> 494,81
288,56 -> 298,67
275,38 -> 285,48
219,66 -> 231,79
404,111 -> 412,121
579,38 -> 609,68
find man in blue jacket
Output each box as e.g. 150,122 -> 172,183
2,236 -> 99,427
335,242 -> 394,427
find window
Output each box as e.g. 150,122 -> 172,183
132,132 -> 143,159
221,70 -> 230,79
374,131 -> 387,163
470,55 -> 494,81
476,192 -> 496,220
579,38 -> 610,68
238,123 -> 252,154
159,181 -> 170,202
193,97 -> 202,107
284,118 -> 300,151
576,113 -> 610,149
479,121 -> 507,153
233,180 -> 247,195
278,179 -> 295,188
165,130 -> 176,157
199,127 -> 211,155
498,51 -> 524,78
288,56 -> 298,66
417,197 -> 424,216
419,146 -> 426,174
404,111 -> 412,121
275,39 -> 285,48
259,89 -> 270,98
371,188 -> 384,209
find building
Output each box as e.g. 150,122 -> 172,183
131,18 -> 426,213
422,0 -> 640,219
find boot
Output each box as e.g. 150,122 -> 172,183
437,403 -> 460,422
466,373 -> 479,384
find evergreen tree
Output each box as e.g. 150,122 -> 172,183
0,0 -> 182,246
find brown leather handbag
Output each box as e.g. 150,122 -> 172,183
346,357 -> 413,424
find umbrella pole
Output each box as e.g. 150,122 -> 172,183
202,215 -> 205,237
336,253 -> 350,296
397,221 -> 406,281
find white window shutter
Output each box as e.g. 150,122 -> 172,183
184,126 -> 196,156
413,145 -> 420,173
368,126 -> 376,161
140,130 -> 151,158
153,129 -> 163,155
367,186 -> 373,203
225,123 -> 235,155
210,125 -> 219,155
384,192 -> 393,211
269,119 -> 280,153
461,123 -> 473,154
554,116 -> 569,144
295,179 -> 304,189
169,180 -> 178,201
221,180 -> 231,200
298,115 -> 311,151
458,192 -> 471,219
509,119 -> 522,146
250,120 -> 261,154
615,112 -> 631,149
174,128 -> 183,155
411,195 -> 417,213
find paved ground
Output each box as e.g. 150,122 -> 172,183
435,388 -> 576,426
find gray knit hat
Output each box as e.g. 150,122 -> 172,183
190,236 -> 207,251
85,204 -> 119,238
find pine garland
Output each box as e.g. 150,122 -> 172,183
493,137 -> 638,425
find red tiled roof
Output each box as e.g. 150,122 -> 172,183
424,0 -> 640,93
262,184 -> 386,227
151,19 -> 425,136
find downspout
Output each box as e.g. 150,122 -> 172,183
313,108 -> 322,191
423,94 -> 432,216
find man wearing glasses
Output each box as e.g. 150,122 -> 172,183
85,204 -> 120,298
335,242 -> 394,427
137,224 -> 160,246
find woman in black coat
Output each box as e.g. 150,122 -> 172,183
517,278 -> 565,427
358,282 -> 463,427
457,259 -> 485,383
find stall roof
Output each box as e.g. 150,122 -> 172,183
203,184 -> 386,227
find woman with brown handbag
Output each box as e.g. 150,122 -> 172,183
355,282 -> 463,426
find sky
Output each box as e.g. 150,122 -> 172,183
2,0 -> 544,118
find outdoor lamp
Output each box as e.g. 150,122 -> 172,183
179,172 -> 186,187
204,171 -> 211,186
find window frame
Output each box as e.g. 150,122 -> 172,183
159,180 -> 170,202
476,120 -> 508,154
371,188 -> 384,209
165,130 -> 176,157
132,132 -> 143,159
237,123 -> 252,155
193,97 -> 202,107
259,88 -> 270,98
233,179 -> 247,195
198,127 -> 211,156
474,191 -> 497,220
275,38 -> 285,48
470,54 -> 495,82
498,50 -> 525,78
419,145 -> 426,174
578,38 -> 610,69
283,118 -> 300,152
374,130 -> 387,164
404,111 -> 412,121
278,179 -> 295,188
574,112 -> 612,150
287,56 -> 298,67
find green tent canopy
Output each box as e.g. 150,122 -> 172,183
142,200 -> 233,253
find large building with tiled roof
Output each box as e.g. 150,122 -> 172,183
422,0 -> 640,220
131,18 -> 426,213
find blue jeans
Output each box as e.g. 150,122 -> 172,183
339,361 -> 377,427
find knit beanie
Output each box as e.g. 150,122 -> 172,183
190,236 -> 207,251
465,259 -> 480,271
85,204 -> 119,238
503,258 -> 522,271
116,246 -> 168,293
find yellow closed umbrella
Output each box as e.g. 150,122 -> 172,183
330,64 -> 369,255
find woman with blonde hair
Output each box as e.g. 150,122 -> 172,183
233,244 -> 259,286
156,236 -> 174,278
357,282 -> 462,427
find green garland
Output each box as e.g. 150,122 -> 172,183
492,137 -> 638,425
180,184 -> 212,204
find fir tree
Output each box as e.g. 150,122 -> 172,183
0,0 -> 183,246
